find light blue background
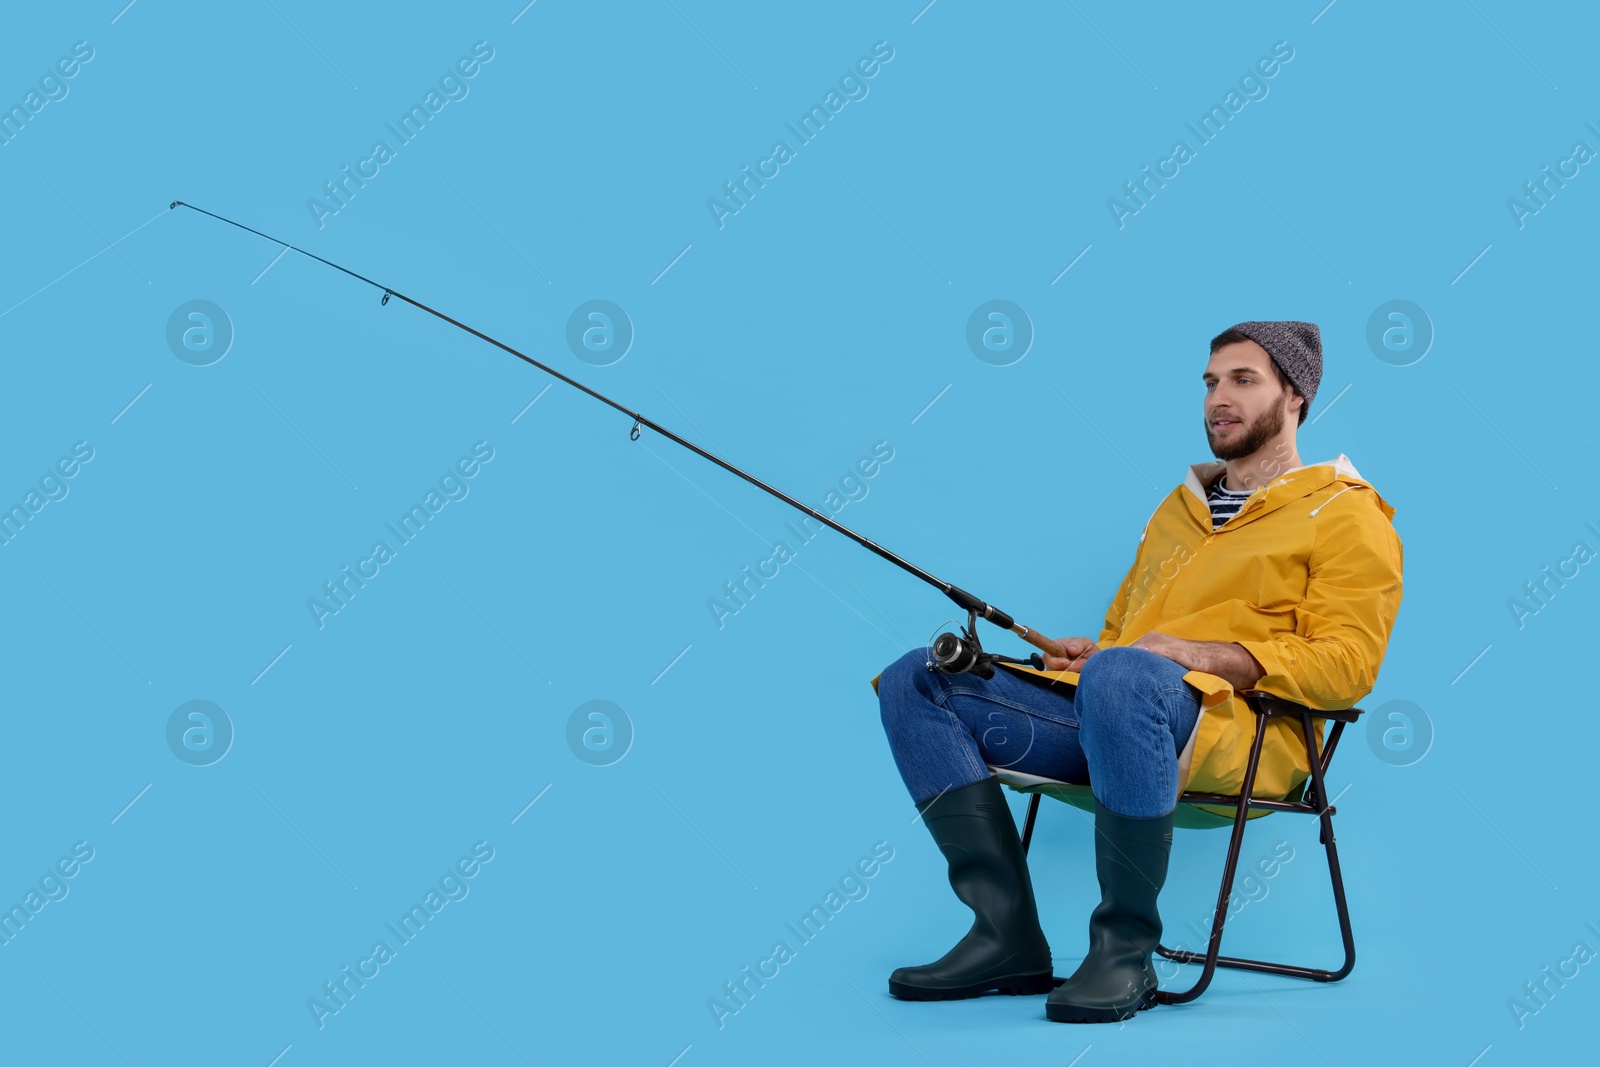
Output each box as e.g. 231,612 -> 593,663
2,2 -> 1595,1063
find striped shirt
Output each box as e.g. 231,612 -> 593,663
1206,474 -> 1254,530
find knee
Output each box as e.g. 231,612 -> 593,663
877,648 -> 934,721
878,647 -> 931,697
1077,646 -> 1172,718
1079,645 -> 1156,687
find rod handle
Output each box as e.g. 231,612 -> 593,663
1011,625 -> 1067,660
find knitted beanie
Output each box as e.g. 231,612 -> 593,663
1224,321 -> 1322,425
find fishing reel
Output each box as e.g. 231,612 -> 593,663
931,610 -> 1046,678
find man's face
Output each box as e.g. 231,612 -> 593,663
1202,341 -> 1298,461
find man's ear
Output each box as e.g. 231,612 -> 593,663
1289,387 -> 1309,425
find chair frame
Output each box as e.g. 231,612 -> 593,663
1017,689 -> 1361,1005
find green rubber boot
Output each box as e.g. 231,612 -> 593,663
1046,800 -> 1174,1023
888,776 -> 1054,1000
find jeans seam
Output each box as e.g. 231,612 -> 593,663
924,678 -> 994,783
1155,683 -> 1201,753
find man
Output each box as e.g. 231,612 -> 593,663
872,320 -> 1403,1023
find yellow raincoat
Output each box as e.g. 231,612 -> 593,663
875,455 -> 1403,809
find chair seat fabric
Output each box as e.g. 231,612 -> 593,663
987,766 -> 1292,830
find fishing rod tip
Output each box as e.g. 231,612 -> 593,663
169,200 -> 182,209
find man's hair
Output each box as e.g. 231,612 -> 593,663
1208,327 -> 1303,423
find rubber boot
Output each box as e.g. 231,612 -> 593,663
1045,800 -> 1174,1023
888,776 -> 1054,1000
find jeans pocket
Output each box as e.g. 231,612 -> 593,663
950,685 -> 1080,730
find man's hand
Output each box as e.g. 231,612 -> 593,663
1130,631 -> 1266,692
1042,637 -> 1099,673
1128,631 -> 1187,663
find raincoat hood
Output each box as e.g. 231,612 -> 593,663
1173,454 -> 1397,534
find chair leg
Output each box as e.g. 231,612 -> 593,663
1017,710 -> 1359,1004
1021,793 -> 1041,855
1299,711 -> 1356,981
1152,711 -> 1269,1005
1153,711 -> 1357,1001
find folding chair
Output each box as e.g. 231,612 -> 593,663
988,688 -> 1361,1005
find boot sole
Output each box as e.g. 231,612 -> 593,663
1045,987 -> 1158,1023
889,972 -> 1055,1001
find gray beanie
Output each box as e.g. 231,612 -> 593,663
1224,320 -> 1322,425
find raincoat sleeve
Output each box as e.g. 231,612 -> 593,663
1234,489 -> 1403,709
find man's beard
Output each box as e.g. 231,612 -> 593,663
1206,398 -> 1285,461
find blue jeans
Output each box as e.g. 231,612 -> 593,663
877,645 -> 1203,818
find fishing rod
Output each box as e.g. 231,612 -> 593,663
168,200 -> 1069,678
